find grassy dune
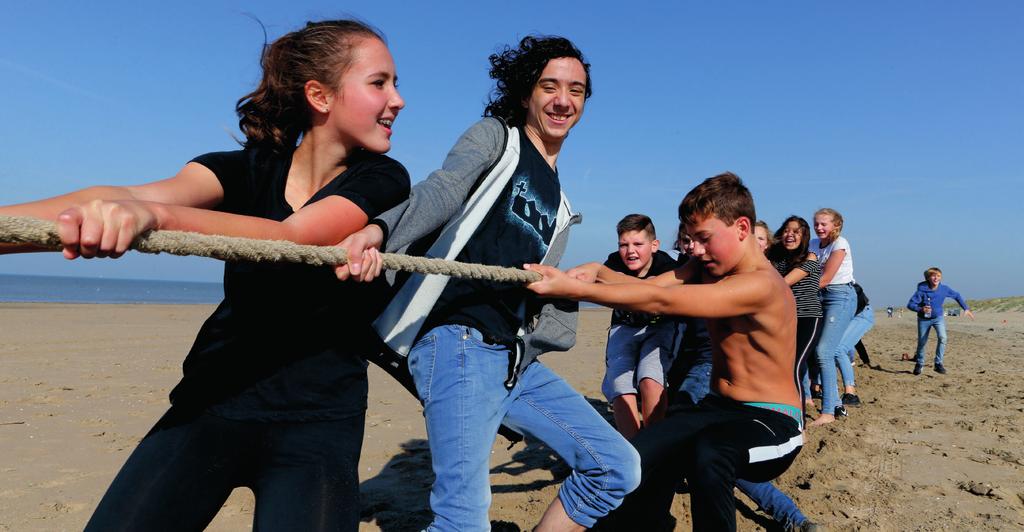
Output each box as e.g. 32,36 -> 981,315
954,295 -> 1024,312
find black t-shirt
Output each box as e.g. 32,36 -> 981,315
424,130 -> 561,344
604,249 -> 678,326
168,147 -> 410,421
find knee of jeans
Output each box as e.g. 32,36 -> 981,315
937,334 -> 948,345
589,438 -> 641,496
616,445 -> 643,495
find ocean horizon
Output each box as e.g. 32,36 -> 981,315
0,274 -> 223,304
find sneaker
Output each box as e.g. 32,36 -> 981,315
934,364 -> 947,374
834,405 -> 848,418
811,387 -> 823,399
785,520 -> 822,532
842,393 -> 861,406
913,365 -> 923,375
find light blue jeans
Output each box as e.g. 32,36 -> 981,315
816,284 -> 856,414
408,325 -> 641,531
835,304 -> 875,387
915,316 -> 948,366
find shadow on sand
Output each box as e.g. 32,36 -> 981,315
359,396 -> 616,530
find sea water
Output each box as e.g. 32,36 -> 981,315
0,274 -> 222,304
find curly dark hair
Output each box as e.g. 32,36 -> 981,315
484,35 -> 592,126
236,19 -> 384,153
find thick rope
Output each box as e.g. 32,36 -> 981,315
0,215 -> 542,284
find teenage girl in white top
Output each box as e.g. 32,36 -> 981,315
807,208 -> 856,426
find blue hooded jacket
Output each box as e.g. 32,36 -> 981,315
907,282 -> 969,319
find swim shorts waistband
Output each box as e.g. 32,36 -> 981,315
743,401 -> 803,427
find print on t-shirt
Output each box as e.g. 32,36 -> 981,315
510,178 -> 556,252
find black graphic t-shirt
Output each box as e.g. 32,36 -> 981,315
169,147 -> 409,422
424,129 -> 561,344
604,249 -> 679,326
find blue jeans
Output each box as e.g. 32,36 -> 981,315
676,361 -> 712,406
816,284 -> 856,414
835,304 -> 875,387
736,478 -> 807,528
408,325 -> 641,531
915,317 -> 948,366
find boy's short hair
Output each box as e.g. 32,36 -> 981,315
617,214 -> 656,239
814,207 -> 844,241
924,267 -> 942,280
678,172 -> 756,227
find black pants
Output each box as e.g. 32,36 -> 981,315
797,316 -> 823,404
596,395 -> 802,531
85,407 -> 365,531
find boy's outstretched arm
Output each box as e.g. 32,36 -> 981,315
567,258 -> 697,287
525,263 -> 766,319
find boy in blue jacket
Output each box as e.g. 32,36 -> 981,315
907,267 -> 974,375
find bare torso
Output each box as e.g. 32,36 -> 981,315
704,265 -> 799,409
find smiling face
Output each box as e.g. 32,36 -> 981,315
326,37 -> 404,154
928,271 -> 942,288
618,230 -> 659,275
781,220 -> 804,251
813,213 -> 837,243
754,225 -> 770,253
684,214 -> 748,277
522,57 -> 587,151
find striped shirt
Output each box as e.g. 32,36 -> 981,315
774,258 -> 823,318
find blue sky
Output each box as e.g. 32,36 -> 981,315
1,1 -> 1021,305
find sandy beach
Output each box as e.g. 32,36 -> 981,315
1,304 -> 1022,530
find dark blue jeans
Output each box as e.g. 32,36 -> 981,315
85,408 -> 364,531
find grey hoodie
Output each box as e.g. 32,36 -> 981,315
373,117 -> 581,370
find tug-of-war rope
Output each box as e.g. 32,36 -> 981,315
0,216 -> 542,284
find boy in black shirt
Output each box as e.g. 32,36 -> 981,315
602,214 -> 679,438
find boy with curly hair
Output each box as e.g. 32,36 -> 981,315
338,36 -> 639,532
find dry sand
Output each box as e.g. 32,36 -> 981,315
1,304 -> 1022,530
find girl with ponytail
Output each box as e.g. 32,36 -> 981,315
1,19 -> 409,530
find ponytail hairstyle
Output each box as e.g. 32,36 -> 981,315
236,19 -> 384,153
768,215 -> 812,268
814,207 -> 844,242
484,35 -> 591,127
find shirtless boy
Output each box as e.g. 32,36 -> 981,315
527,172 -> 802,531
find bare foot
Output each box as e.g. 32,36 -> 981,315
807,413 -> 835,427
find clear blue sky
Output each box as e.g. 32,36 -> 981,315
2,1 -> 1021,305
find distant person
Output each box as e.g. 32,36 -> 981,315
602,214 -> 680,438
809,208 -> 857,425
887,306 -> 894,318
907,267 -> 974,375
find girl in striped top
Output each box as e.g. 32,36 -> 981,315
768,215 -> 822,415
